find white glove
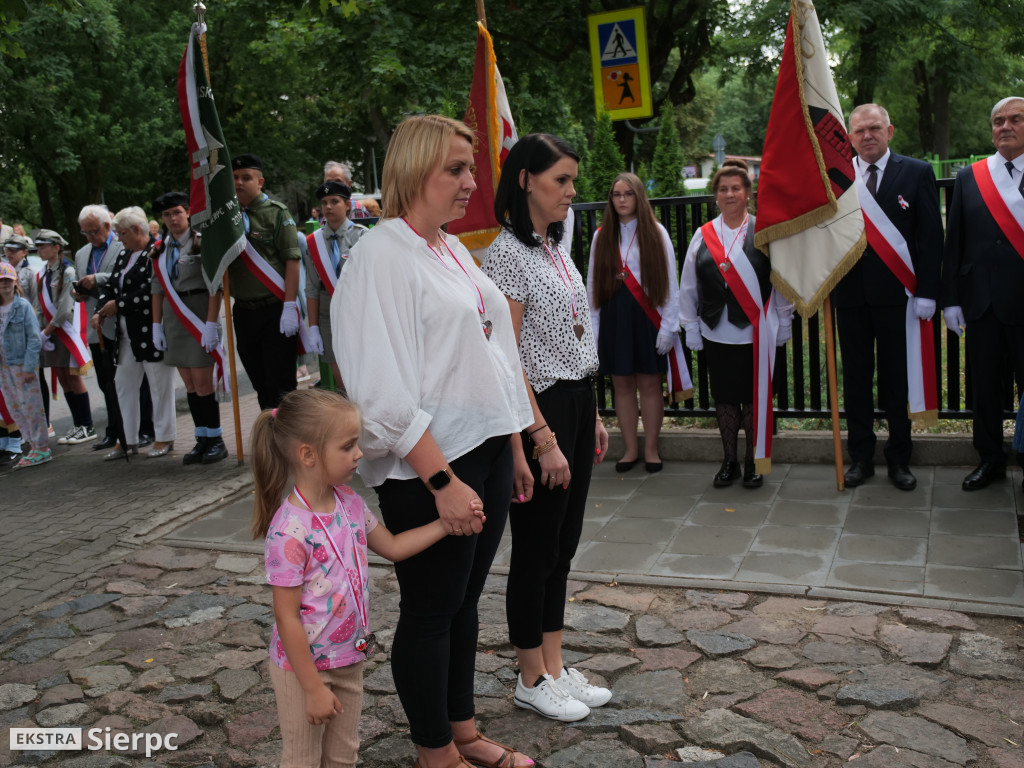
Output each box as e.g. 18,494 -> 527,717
201,321 -> 219,353
776,322 -> 792,347
40,331 -> 55,352
152,322 -> 166,351
684,327 -> 703,352
943,306 -> 965,337
913,297 -> 936,321
307,325 -> 325,355
280,300 -> 300,337
655,329 -> 676,356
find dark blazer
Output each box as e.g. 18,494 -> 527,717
833,153 -> 943,308
942,161 -> 1024,324
95,237 -> 163,364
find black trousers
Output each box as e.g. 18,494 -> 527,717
232,299 -> 298,410
966,308 -> 1024,464
837,304 -> 912,466
91,340 -> 153,438
507,379 -> 595,649
374,434 -> 512,748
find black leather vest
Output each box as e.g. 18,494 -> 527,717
695,219 -> 771,330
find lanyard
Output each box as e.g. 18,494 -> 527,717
619,224 -> 638,276
291,486 -> 367,631
401,217 -> 485,317
541,240 -> 578,320
716,214 -> 749,268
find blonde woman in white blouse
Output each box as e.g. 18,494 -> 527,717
333,115 -> 534,768
483,134 -> 611,724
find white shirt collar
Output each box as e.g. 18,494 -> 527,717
856,149 -> 891,176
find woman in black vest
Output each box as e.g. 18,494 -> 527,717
679,160 -> 793,488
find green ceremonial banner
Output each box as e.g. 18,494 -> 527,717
178,21 -> 246,293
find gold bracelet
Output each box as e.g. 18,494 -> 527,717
532,431 -> 557,459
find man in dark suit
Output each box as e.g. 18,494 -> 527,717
943,96 -> 1024,490
835,103 -> 943,491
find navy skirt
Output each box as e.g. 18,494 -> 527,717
597,283 -> 666,376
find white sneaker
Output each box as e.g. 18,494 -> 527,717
556,667 -> 612,707
514,673 -> 590,721
57,426 -> 78,445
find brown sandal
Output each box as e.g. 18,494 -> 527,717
412,756 -> 475,768
454,731 -> 529,768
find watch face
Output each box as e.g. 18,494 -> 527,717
429,469 -> 452,489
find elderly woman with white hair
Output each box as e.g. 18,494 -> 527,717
91,206 -> 177,459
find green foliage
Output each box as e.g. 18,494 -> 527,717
579,111 -> 625,204
651,103 -> 685,197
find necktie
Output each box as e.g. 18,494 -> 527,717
329,234 -> 341,276
241,208 -> 251,235
1007,161 -> 1024,199
168,241 -> 182,281
866,164 -> 879,198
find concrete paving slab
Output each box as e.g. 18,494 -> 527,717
931,482 -> 1017,509
572,541 -> 663,574
930,507 -> 1019,537
643,473 -> 714,497
928,533 -> 1022,569
783,463 -> 841,481
611,495 -> 695,519
688,501 -> 771,528
851,481 -> 933,509
826,562 -> 925,594
766,500 -> 848,527
735,552 -> 832,586
666,525 -> 758,556
843,507 -> 931,537
649,553 -> 743,579
776,479 -> 849,503
593,517 -> 683,545
836,534 -> 927,566
749,525 -> 842,555
924,565 -> 1024,603
587,476 -> 645,499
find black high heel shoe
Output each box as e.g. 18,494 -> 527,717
713,460 -> 740,487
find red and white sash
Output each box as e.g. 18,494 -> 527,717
306,229 -> 338,296
858,184 -> 939,426
621,267 -> 693,400
237,240 -> 312,354
701,221 -> 779,473
152,248 -> 230,394
37,268 -> 93,376
972,154 -> 1024,259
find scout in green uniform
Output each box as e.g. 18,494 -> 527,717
229,153 -> 302,409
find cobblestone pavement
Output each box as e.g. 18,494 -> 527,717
2,539 -> 1023,768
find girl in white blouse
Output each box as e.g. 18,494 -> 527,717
332,115 -> 534,768
587,173 -> 679,473
483,134 -> 611,724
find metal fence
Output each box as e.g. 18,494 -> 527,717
568,178 -> 1016,421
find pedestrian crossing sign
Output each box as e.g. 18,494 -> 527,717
588,7 -> 652,120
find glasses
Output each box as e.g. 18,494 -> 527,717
80,228 -> 102,237
611,191 -> 636,200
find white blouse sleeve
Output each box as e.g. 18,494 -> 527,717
586,229 -> 600,347
657,223 -> 680,332
333,240 -> 431,462
679,229 -> 703,333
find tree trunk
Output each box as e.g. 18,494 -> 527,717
853,22 -> 879,105
913,60 -> 935,156
933,82 -> 951,160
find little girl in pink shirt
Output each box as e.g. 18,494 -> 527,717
251,389 -> 481,768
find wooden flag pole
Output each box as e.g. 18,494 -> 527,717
822,296 -> 844,490
196,1 -> 244,464
475,0 -> 486,25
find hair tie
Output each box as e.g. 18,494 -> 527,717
271,408 -> 278,418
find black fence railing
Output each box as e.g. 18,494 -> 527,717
568,178 -> 1016,421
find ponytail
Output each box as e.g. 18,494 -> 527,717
250,409 -> 288,539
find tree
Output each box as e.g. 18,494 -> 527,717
651,104 -> 685,197
579,111 -> 625,204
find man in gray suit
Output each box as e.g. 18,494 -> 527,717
72,205 -> 126,451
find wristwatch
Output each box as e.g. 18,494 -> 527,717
424,467 -> 454,491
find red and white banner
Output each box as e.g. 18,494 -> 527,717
37,271 -> 92,376
237,241 -> 312,354
448,21 -> 518,253
306,229 -> 338,296
621,267 -> 693,401
972,154 -> 1024,259
858,185 -> 938,426
702,221 -> 779,473
152,249 -> 230,394
754,0 -> 865,317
